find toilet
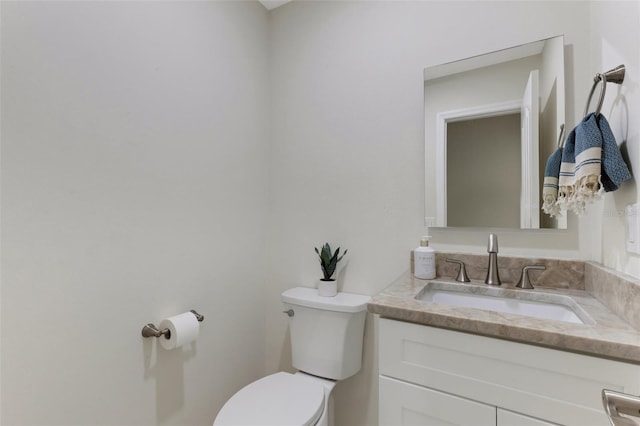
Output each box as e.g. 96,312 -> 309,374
213,286 -> 370,426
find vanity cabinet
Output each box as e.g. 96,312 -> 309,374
378,318 -> 640,426
380,375 -> 494,425
380,376 -> 555,425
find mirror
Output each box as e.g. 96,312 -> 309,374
424,35 -> 566,229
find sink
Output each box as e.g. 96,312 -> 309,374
416,281 -> 590,324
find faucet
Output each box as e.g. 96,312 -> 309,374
484,233 -> 501,285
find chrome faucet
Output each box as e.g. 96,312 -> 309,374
484,233 -> 501,285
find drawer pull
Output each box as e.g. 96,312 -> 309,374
603,389 -> 640,426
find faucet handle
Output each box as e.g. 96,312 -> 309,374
516,265 -> 546,289
446,258 -> 471,283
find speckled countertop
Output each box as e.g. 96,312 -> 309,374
368,258 -> 640,364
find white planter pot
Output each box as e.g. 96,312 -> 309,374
317,279 -> 338,297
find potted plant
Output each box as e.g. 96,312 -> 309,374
314,243 -> 347,297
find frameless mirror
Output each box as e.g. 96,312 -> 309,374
424,35 -> 566,229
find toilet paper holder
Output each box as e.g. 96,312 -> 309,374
141,310 -> 204,339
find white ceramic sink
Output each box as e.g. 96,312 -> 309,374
416,282 -> 588,324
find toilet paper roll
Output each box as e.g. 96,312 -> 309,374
158,312 -> 200,350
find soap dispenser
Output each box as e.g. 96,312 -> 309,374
414,236 -> 436,280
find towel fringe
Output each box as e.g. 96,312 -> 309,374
543,113 -> 628,219
541,196 -> 562,217
557,175 -> 603,216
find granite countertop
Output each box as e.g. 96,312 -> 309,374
368,271 -> 640,363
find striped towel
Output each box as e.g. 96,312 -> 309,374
556,113 -> 631,215
596,113 -> 631,191
541,146 -> 563,217
557,128 -> 578,212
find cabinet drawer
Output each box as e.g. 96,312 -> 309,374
379,318 -> 640,425
380,376 -> 495,426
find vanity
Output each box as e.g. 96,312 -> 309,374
398,28 -> 640,424
368,257 -> 640,426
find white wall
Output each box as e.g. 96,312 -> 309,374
267,2 -> 594,425
4,1 -> 640,426
588,1 -> 640,276
1,1 -> 269,424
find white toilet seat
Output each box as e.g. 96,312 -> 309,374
213,372 -> 325,426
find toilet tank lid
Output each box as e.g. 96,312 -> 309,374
281,287 -> 371,313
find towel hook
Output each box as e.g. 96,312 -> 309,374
583,65 -> 625,117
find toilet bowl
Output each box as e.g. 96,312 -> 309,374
213,287 -> 370,426
213,371 -> 335,426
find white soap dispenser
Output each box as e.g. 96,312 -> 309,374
414,236 -> 436,280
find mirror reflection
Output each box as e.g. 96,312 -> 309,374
424,35 -> 566,230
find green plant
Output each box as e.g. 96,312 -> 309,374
314,243 -> 348,281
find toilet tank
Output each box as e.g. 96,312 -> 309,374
281,287 -> 370,380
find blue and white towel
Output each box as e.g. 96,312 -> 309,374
554,112 -> 631,215
542,145 -> 563,217
597,113 -> 632,191
556,127 -> 578,212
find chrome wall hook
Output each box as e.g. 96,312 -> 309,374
584,65 -> 626,117
141,309 -> 204,339
599,64 -> 626,85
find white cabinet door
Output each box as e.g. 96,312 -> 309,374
498,409 -> 559,426
379,318 -> 639,425
380,376 -> 496,426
